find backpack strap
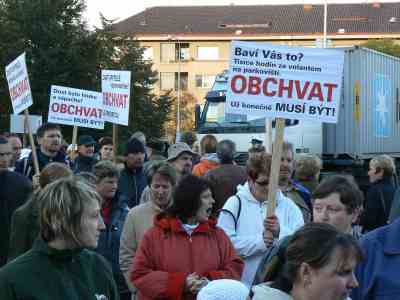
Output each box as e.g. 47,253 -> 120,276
219,195 -> 242,231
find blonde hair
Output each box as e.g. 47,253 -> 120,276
294,154 -> 322,180
39,177 -> 102,246
370,154 -> 396,178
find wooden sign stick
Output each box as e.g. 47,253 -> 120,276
24,109 -> 40,175
72,125 -> 78,150
264,118 -> 286,241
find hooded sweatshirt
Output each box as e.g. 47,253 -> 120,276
217,183 -> 304,287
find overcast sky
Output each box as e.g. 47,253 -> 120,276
84,0 -> 398,28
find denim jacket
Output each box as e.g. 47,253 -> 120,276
351,219 -> 400,300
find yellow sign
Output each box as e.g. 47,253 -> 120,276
354,81 -> 361,122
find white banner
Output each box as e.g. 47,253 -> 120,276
5,53 -> 33,114
10,114 -> 42,134
102,70 -> 131,126
48,85 -> 104,129
226,41 -> 345,123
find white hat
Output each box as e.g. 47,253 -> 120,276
197,279 -> 249,300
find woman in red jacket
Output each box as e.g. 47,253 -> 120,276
131,174 -> 244,300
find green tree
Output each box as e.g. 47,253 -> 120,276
0,1 -> 172,143
362,39 -> 400,58
96,16 -> 173,140
0,0 -> 98,139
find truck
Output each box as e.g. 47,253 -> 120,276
195,46 -> 400,186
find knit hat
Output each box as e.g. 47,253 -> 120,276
125,138 -> 145,155
197,279 -> 249,300
167,142 -> 195,162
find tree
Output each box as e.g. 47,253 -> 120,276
165,92 -> 197,140
96,16 -> 173,140
0,1 -> 173,143
362,39 -> 400,58
0,0 -> 99,139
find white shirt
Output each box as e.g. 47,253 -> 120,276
217,183 -> 304,288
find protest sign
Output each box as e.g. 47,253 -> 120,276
102,70 -> 131,126
10,114 -> 42,134
48,85 -> 104,129
226,41 -> 345,123
5,53 -> 33,114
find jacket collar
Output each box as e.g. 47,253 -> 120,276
154,214 -> 217,234
380,219 -> 400,254
33,238 -> 84,261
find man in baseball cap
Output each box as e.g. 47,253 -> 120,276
72,135 -> 98,174
167,142 -> 196,179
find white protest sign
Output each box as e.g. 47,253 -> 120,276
10,114 -> 42,134
5,53 -> 33,114
48,85 -> 104,129
102,70 -> 131,126
226,41 -> 345,123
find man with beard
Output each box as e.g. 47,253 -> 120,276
72,135 -> 98,174
15,123 -> 67,180
278,142 -> 312,223
139,142 -> 195,205
166,142 -> 196,179
0,136 -> 32,266
118,138 -> 147,208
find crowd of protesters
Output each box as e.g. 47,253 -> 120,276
0,124 -> 400,300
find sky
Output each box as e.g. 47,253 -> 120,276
84,0 -> 399,28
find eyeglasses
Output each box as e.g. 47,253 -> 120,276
0,152 -> 12,157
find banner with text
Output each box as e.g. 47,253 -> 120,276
102,70 -> 131,126
48,85 -> 104,129
5,53 -> 33,114
226,41 -> 345,123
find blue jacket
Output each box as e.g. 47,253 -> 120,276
118,166 -> 147,208
96,195 -> 129,294
351,219 -> 400,300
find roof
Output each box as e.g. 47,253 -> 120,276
112,3 -> 400,38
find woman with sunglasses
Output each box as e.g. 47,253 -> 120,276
218,152 -> 304,288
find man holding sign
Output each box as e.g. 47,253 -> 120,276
15,123 -> 67,180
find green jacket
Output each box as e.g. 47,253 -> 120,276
0,239 -> 119,300
8,194 -> 40,262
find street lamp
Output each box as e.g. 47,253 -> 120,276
323,0 -> 328,48
166,35 -> 182,142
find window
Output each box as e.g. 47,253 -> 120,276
195,74 -> 216,89
176,43 -> 190,61
197,46 -> 219,60
160,72 -> 188,91
142,47 -> 153,61
161,43 -> 190,62
161,43 -> 175,62
175,72 -> 188,91
160,72 -> 175,90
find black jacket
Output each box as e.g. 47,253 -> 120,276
0,170 -> 32,266
72,155 -> 98,174
360,177 -> 395,232
118,166 -> 147,208
15,149 -> 68,179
